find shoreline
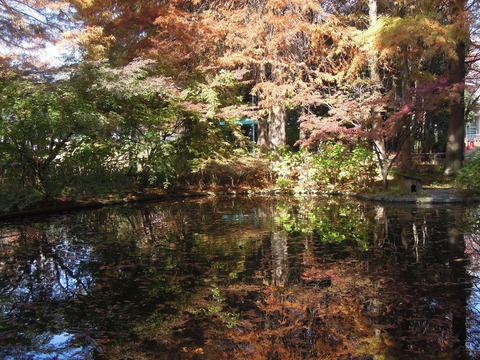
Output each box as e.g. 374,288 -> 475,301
0,187 -> 478,221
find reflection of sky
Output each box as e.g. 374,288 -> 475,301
3,252 -> 93,303
3,332 -> 90,360
465,233 -> 480,354
0,224 -> 97,359
54,238 -> 94,297
0,232 -> 95,314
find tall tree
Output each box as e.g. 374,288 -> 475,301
444,0 -> 469,175
299,0 -> 459,187
368,0 -> 389,185
0,71 -> 97,193
205,0 -> 324,149
73,0 -> 328,149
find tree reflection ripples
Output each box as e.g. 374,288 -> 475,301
0,197 -> 479,359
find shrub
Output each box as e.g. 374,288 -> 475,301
0,182 -> 44,213
455,151 -> 480,195
270,143 -> 376,192
186,152 -> 272,189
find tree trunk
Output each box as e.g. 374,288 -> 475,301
399,45 -> 413,171
369,0 -> 389,187
420,114 -> 430,161
257,118 -> 269,150
268,103 -> 286,149
256,60 -> 286,149
444,0 -> 467,175
400,133 -> 412,170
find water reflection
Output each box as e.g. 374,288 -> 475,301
0,197 -> 478,359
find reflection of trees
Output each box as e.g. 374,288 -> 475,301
271,231 -> 289,286
373,205 -> 388,247
0,198 -> 478,359
0,221 -> 94,356
464,206 -> 480,356
363,206 -> 472,358
225,203 -> 476,359
0,226 -> 92,302
447,208 -> 469,358
61,199 -> 275,358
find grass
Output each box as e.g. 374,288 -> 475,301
392,164 -> 455,188
358,162 -> 456,198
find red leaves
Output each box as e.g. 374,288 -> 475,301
298,75 -> 456,150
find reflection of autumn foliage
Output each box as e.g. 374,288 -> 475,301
220,250 -> 468,359
96,202 -> 472,359
1,198 -> 476,359
223,261 -> 393,359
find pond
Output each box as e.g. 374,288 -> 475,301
0,195 -> 479,359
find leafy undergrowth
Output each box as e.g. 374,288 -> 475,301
182,155 -> 274,191
0,150 -> 472,217
402,164 -> 455,189
456,150 -> 480,195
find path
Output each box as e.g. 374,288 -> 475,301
352,187 -> 480,204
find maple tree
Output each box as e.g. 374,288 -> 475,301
297,0 -> 468,187
366,3 -> 458,181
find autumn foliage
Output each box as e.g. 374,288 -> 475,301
0,0 -> 478,200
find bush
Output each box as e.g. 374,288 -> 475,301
455,151 -> 480,195
186,153 -> 272,189
270,143 -> 377,192
0,182 -> 44,213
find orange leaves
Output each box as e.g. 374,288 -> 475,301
310,18 -> 363,83
221,259 -> 394,359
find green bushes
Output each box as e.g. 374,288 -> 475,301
271,143 -> 377,192
0,182 -> 44,213
455,151 -> 480,195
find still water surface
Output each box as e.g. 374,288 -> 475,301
0,195 -> 479,359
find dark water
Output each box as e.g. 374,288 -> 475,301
0,195 -> 479,359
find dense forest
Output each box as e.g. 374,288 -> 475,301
0,0 -> 480,212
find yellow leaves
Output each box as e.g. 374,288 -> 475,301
71,0 -> 95,9
316,72 -> 336,84
361,14 -> 457,63
76,25 -> 114,60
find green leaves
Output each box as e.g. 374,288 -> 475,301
455,151 -> 480,195
0,74 -> 91,195
270,143 -> 376,192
